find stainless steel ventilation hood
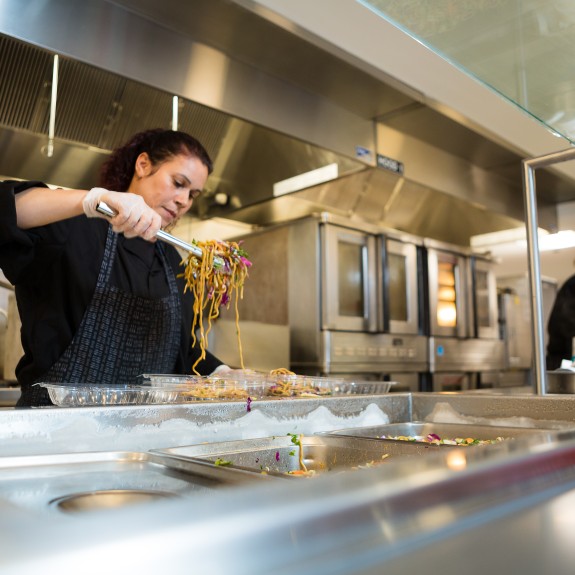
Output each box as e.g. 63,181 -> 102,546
0,0 -> 573,245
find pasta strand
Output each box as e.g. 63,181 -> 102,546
180,239 -> 251,374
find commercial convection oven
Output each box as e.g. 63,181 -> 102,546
223,213 -> 428,391
424,239 -> 504,391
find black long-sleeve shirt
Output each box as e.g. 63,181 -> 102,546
547,274 -> 575,370
0,180 -> 223,390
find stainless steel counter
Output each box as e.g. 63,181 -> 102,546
1,393 -> 574,574
0,382 -> 19,407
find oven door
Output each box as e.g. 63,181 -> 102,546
321,224 -> 378,332
427,248 -> 469,338
471,256 -> 499,339
382,238 -> 420,335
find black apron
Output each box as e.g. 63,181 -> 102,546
20,226 -> 182,406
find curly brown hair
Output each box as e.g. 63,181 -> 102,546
99,129 -> 213,192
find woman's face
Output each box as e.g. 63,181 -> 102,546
129,152 -> 209,229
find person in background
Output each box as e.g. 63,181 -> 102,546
546,273 -> 575,370
0,128 -> 232,407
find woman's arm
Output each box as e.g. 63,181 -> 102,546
15,187 -> 86,229
14,186 -> 162,241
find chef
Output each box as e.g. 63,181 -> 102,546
0,128 -> 232,406
546,273 -> 575,370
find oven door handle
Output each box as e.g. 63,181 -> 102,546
364,237 -> 378,332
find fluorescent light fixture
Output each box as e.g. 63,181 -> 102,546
172,95 -> 179,130
539,230 -> 575,251
470,227 -> 548,249
273,163 -> 338,197
471,227 -> 575,254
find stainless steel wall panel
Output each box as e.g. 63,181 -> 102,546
288,218 -> 324,368
0,128 -> 107,189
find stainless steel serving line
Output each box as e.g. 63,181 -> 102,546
0,393 -> 575,574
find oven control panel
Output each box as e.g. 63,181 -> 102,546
325,332 -> 428,371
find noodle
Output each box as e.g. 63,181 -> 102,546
269,368 -> 295,376
266,370 -> 334,398
296,434 -> 308,472
179,239 -> 251,374
178,383 -> 250,401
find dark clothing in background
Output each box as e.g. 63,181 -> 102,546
546,274 -> 575,370
0,180 -> 223,405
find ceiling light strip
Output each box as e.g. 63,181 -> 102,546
46,53 -> 59,157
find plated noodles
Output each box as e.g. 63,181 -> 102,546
180,239 -> 251,374
266,370 -> 335,397
269,368 -> 295,376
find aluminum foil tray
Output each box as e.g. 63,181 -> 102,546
154,434 -> 450,478
322,422 -> 553,446
36,383 -> 179,407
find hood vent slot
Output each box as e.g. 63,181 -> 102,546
0,35 -> 52,133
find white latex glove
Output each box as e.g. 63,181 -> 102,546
83,187 -> 162,241
211,365 -> 258,376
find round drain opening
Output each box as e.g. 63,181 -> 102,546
50,489 -> 177,513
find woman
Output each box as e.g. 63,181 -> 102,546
547,274 -> 575,370
0,129 -> 230,407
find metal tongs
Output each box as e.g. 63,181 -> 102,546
96,202 -> 225,269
